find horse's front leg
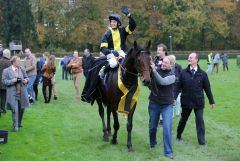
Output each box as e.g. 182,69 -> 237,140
97,98 -> 109,142
111,111 -> 119,144
107,105 -> 112,136
127,106 -> 136,152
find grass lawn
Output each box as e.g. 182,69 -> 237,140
0,58 -> 240,161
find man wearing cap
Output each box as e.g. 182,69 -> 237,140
0,49 -> 11,115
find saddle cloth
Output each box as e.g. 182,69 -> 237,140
117,66 -> 140,116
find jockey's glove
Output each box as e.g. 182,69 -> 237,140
121,6 -> 130,16
111,50 -> 119,57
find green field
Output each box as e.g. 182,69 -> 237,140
0,59 -> 240,161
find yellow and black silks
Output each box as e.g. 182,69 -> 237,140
117,66 -> 140,116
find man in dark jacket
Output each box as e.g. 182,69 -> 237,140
82,48 -> 95,78
0,49 -> 11,115
60,55 -> 69,80
175,52 -> 215,145
153,43 -> 168,127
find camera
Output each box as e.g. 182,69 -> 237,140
28,95 -> 34,104
16,77 -> 22,83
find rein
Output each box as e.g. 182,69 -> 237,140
118,50 -> 150,77
118,62 -> 139,77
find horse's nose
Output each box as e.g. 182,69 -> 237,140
142,79 -> 151,86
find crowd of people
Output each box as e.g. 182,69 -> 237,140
207,52 -> 229,74
0,5 -> 225,159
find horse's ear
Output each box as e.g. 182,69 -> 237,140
134,41 -> 138,49
147,40 -> 151,50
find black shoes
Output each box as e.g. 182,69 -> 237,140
150,142 -> 157,148
54,95 -> 58,100
158,120 -> 163,128
176,135 -> 182,141
199,142 -> 205,145
12,127 -> 19,132
44,100 -> 50,103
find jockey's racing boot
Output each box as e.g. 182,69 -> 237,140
99,64 -> 111,79
99,65 -> 106,79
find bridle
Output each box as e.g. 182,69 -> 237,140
118,49 -> 151,78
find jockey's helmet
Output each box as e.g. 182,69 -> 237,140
109,13 -> 122,26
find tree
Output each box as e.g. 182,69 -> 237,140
202,0 -> 236,49
0,0 -> 37,48
19,0 -> 240,51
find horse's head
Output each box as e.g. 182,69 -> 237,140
132,40 -> 152,86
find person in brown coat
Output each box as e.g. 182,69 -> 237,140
67,50 -> 83,100
42,55 -> 56,103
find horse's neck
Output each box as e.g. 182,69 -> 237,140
121,58 -> 138,85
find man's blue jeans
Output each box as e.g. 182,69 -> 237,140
27,75 -> 36,101
148,101 -> 173,156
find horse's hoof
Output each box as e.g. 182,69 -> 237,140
102,136 -> 109,142
108,131 -> 112,137
128,147 -> 134,152
111,139 -> 118,144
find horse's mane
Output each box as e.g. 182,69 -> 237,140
123,45 -> 150,65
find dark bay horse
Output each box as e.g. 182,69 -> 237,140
95,41 -> 151,152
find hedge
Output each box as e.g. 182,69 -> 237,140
237,55 -> 240,67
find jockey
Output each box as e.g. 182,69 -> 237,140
81,6 -> 136,103
99,6 -> 136,79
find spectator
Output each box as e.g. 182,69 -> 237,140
2,56 -> 30,132
82,48 -> 95,78
37,52 -> 49,83
67,51 -> 83,100
148,55 -> 176,159
206,52 -> 213,74
213,53 -> 220,73
33,58 -> 42,101
170,55 -> 182,118
66,55 -> 73,80
0,43 -> 4,58
175,52 -> 215,145
51,73 -> 58,100
42,55 -> 56,103
0,49 -> 11,115
24,48 -> 37,103
153,43 -> 168,68
60,56 -> 69,80
221,53 -> 229,71
153,43 -> 168,127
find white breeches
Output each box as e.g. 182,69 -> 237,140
107,50 -> 126,68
